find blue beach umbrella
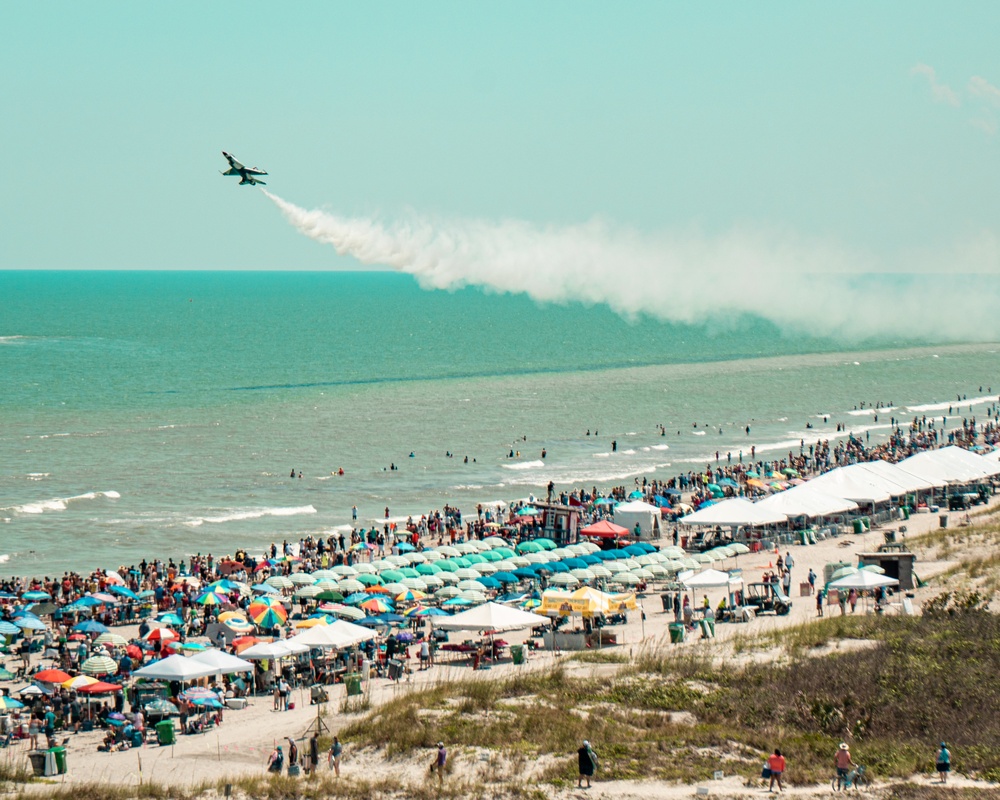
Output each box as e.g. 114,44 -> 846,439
493,572 -> 519,584
0,621 -> 20,636
252,583 -> 279,594
15,617 -> 47,631
72,620 -> 109,634
22,592 -> 51,602
156,613 -> 184,626
415,607 -> 450,617
580,554 -> 601,565
478,576 -> 501,589
108,586 -> 139,600
343,592 -> 370,605
513,568 -> 538,580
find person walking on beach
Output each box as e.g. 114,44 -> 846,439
936,742 -> 951,783
329,736 -> 343,776
577,740 -> 598,788
307,732 -> 319,776
768,748 -> 786,792
808,568 -> 816,594
432,741 -> 446,786
816,589 -> 824,617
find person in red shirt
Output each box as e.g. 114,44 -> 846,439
835,743 -> 854,790
768,748 -> 786,792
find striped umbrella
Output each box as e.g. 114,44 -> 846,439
62,675 -> 98,690
81,656 -> 118,676
265,575 -> 294,590
94,633 -> 128,647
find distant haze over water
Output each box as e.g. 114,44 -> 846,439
2,270 -> 997,576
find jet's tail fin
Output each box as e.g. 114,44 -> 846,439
221,168 -> 239,176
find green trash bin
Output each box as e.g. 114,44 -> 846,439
668,623 -> 685,644
852,519 -> 864,534
902,506 -> 910,520
510,645 -> 524,665
345,672 -> 363,697
50,746 -> 67,774
702,618 -> 715,638
156,719 -> 176,746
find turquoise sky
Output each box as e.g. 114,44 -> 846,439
2,2 -> 998,270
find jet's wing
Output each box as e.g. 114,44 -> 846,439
222,151 -> 245,170
243,166 -> 268,175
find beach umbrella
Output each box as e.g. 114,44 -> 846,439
356,573 -> 384,587
294,617 -> 328,628
611,573 -> 640,587
433,561 -> 458,573
365,584 -> 394,595
314,579 -> 340,591
550,573 -> 580,587
194,591 -> 227,606
443,597 -> 474,607
72,620 -> 110,634
454,568 -> 482,581
415,563 -> 442,576
861,564 -> 887,574
436,572 -> 460,585
17,684 -> 45,696
422,550 -> 444,561
454,542 -> 478,555
483,536 -> 508,547
464,554 -> 487,566
435,586 -> 461,598
396,590 -> 427,603
265,575 -> 293,590
379,569 -> 406,582
436,546 -> 461,557
14,617 -> 47,631
63,675 -> 99,690
457,580 -> 487,593
513,567 -> 538,581
252,582 -> 280,594
0,696 -> 24,710
294,585 -> 323,599
289,573 -> 317,586
385,555 -> 409,566
400,577 -> 428,591
421,575 -> 444,589
478,576 -> 502,590
108,585 -> 139,600
22,591 -> 51,602
81,655 -> 118,676
339,579 -> 365,594
94,633 -> 127,647
331,565 -> 359,578
310,569 -> 340,580
248,602 -> 288,624
646,565 -> 669,578
415,607 -> 450,617
396,567 -> 419,579
831,566 -> 858,581
479,550 -> 502,562
459,590 -> 487,603
402,552 -> 427,565
315,590 -> 345,602
515,541 -> 542,554
328,605 -> 365,621
250,594 -> 286,609
493,572 -> 519,584
224,617 -> 255,633
359,598 -> 392,614
144,698 -> 179,716
352,563 -> 377,574
35,669 -> 72,684
0,668 -> 13,681
631,568 -> 654,580
493,547 -> 517,559
343,592 -> 369,605
570,568 -> 596,582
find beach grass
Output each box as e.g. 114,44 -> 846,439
333,598 -> 1000,786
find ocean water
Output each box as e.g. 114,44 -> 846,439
2,270 -> 999,577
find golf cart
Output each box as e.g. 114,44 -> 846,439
743,582 -> 792,616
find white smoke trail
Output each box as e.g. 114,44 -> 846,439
263,190 -> 1000,341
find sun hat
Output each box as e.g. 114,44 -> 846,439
583,740 -> 590,747
437,742 -> 444,747
839,743 -> 849,750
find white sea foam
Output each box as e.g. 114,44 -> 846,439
621,449 -> 637,455
508,462 -> 672,488
0,555 -> 8,565
184,505 -> 318,527
0,336 -> 26,344
3,490 -> 120,515
692,431 -> 707,436
650,444 -> 670,450
847,406 -> 897,416
905,394 -> 998,413
593,452 -> 611,458
501,460 -> 545,470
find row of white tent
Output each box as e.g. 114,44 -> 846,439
679,446 -> 1000,526
131,604 -> 551,683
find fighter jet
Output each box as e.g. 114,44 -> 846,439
220,151 -> 267,186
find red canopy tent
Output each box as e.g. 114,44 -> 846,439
579,520 -> 630,538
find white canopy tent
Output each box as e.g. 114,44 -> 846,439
681,568 -> 741,589
433,602 -> 549,633
851,460 -> 935,494
187,649 -> 255,675
287,620 -> 376,650
931,446 -> 1000,478
613,500 -> 662,538
132,654 -> 218,682
755,486 -> 859,518
827,570 -> 899,590
678,498 -> 787,527
806,466 -> 893,504
238,640 -> 309,661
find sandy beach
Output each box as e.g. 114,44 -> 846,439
1,493 -> 985,797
